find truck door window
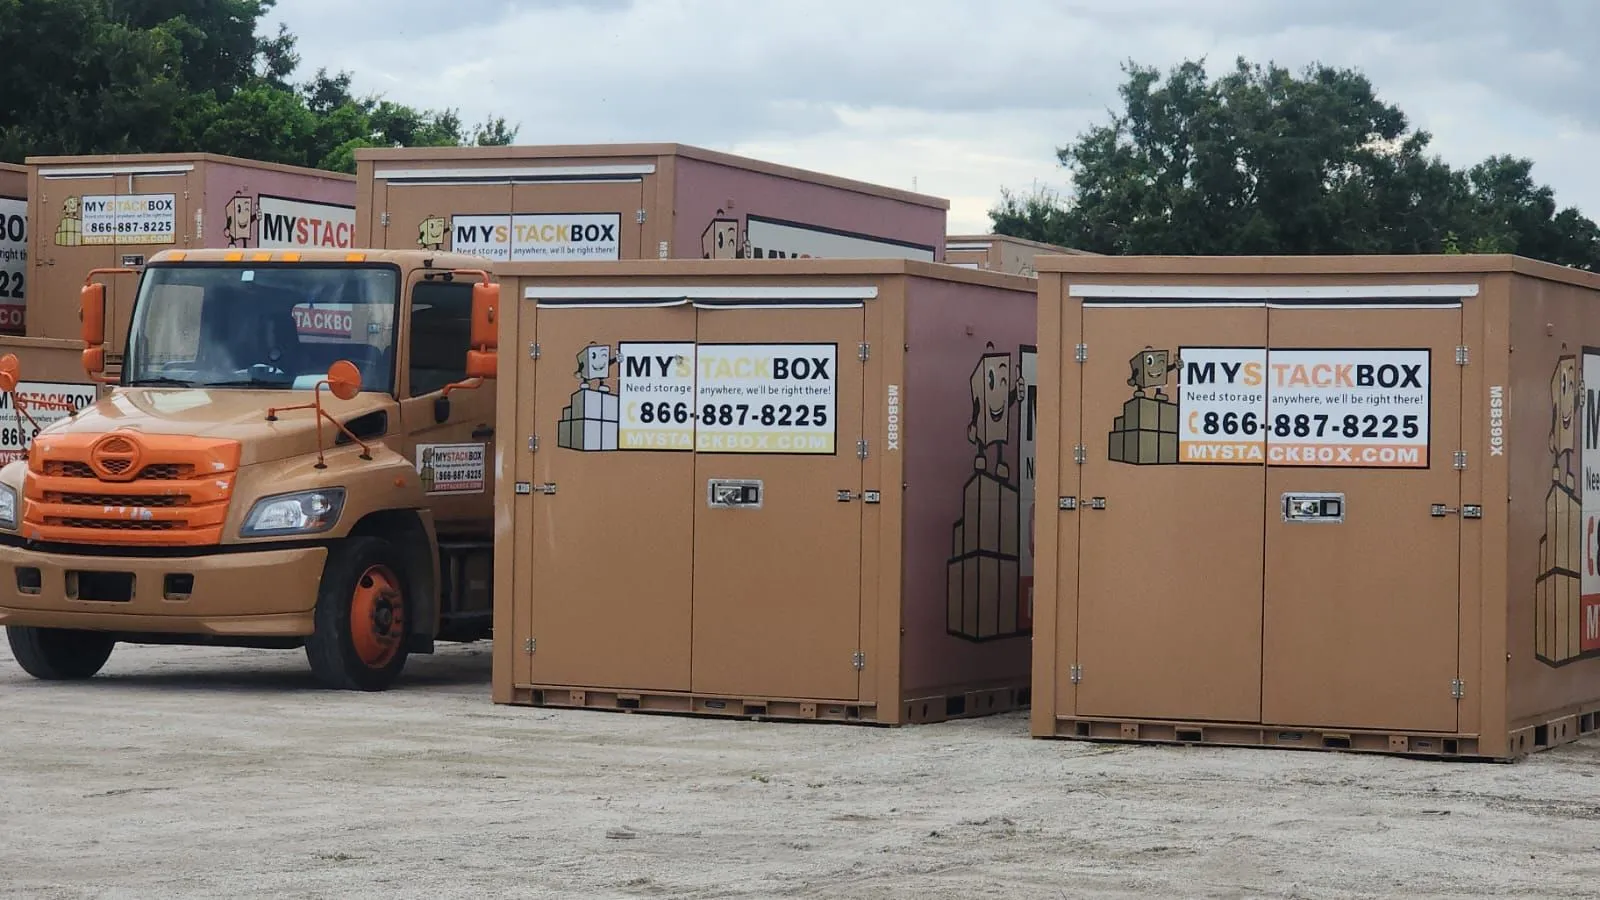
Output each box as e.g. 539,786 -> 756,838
408,280 -> 474,397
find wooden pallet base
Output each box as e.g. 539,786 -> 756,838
901,684 -> 1031,724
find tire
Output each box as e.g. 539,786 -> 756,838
304,536 -> 412,691
6,626 -> 115,680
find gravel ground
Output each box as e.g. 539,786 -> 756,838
2,640 -> 1599,899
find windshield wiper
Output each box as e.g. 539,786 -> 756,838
198,377 -> 296,388
126,377 -> 199,388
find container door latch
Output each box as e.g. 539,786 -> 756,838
1282,492 -> 1344,523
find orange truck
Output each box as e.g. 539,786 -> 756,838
0,246 -> 501,690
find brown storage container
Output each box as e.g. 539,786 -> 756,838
355,143 -> 948,265
489,259 -> 1037,724
25,153 -> 355,352
0,163 -> 26,335
945,233 -> 1096,277
1030,253 -> 1600,761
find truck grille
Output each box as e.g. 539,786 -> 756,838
24,432 -> 242,547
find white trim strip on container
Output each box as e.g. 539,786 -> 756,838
1068,283 -> 1481,299
39,164 -> 196,178
375,164 -> 657,181
691,301 -> 866,310
944,242 -> 993,251
1080,301 -> 1464,310
524,285 -> 879,301
538,299 -> 690,309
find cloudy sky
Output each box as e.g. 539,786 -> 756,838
262,0 -> 1598,234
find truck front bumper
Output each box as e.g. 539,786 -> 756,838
0,542 -> 329,637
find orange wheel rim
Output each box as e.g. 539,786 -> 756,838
349,564 -> 404,668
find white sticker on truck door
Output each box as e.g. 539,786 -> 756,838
694,343 -> 837,454
0,382 -> 98,465
416,442 -> 486,495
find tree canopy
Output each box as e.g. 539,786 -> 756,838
991,57 -> 1600,269
0,0 -> 517,171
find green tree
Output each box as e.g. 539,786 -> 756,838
0,0 -> 519,170
992,57 -> 1600,270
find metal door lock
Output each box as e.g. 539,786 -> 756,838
1431,503 -> 1482,518
1282,492 -> 1344,523
709,479 -> 762,508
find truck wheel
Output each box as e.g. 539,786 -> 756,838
305,536 -> 411,691
6,626 -> 116,680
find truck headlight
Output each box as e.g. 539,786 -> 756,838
0,484 -> 16,530
241,488 -> 345,537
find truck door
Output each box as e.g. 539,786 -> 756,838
1074,302 -> 1269,723
689,301 -> 866,702
1261,302 -> 1463,733
522,293 -> 698,692
397,277 -> 497,531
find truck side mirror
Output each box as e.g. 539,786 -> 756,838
81,282 -> 106,347
81,346 -> 106,378
466,282 -> 499,380
0,353 -> 18,393
327,360 -> 362,401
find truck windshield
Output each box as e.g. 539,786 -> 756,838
122,264 -> 399,392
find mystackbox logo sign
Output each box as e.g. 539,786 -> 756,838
417,213 -> 621,261
1536,350 -> 1600,667
0,194 -> 25,327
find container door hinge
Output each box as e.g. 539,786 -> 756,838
1455,346 -> 1469,365
1454,450 -> 1467,470
528,435 -> 539,452
858,342 -> 870,362
1070,664 -> 1082,684
1451,678 -> 1465,699
857,439 -> 869,460
529,342 -> 540,359
1075,343 -> 1087,363
1073,444 -> 1086,464
380,212 -> 392,227
852,651 -> 866,670
636,209 -> 647,224
524,638 -> 536,654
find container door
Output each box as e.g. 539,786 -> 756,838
690,304 -> 865,701
380,178 -> 511,255
33,172 -> 119,342
524,296 -> 698,691
1075,304 -> 1269,722
509,180 -> 645,261
1261,305 -> 1463,733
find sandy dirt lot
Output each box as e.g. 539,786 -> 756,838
2,641 -> 1599,899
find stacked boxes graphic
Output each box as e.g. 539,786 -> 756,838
1536,356 -> 1586,664
557,345 -> 620,452
947,348 -> 1025,641
1108,349 -> 1180,465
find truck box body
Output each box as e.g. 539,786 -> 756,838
355,144 -> 948,267
488,259 -> 1036,723
0,163 -> 26,334
1030,253 -> 1600,761
944,233 -> 1095,277
25,153 -> 356,352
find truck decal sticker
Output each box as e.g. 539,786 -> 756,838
556,341 -> 837,455
1108,345 -> 1431,469
946,343 -> 1033,642
415,442 -> 486,495
1537,350 -> 1600,666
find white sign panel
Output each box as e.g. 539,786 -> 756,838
1265,349 -> 1430,468
416,442 -> 486,495
744,216 -> 935,262
1581,352 -> 1600,654
616,341 -> 696,450
0,381 -> 98,465
1177,347 -> 1268,464
451,213 -> 621,261
694,343 -> 837,454
258,197 -> 355,249
0,196 -> 25,329
81,193 -> 177,245
1019,346 -> 1037,629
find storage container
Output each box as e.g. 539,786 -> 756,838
355,144 -> 947,266
489,259 -> 1036,723
0,162 -> 26,335
944,233 -> 1094,277
25,153 -> 356,350
1030,253 -> 1600,760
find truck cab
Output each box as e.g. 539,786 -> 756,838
0,247 -> 500,690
